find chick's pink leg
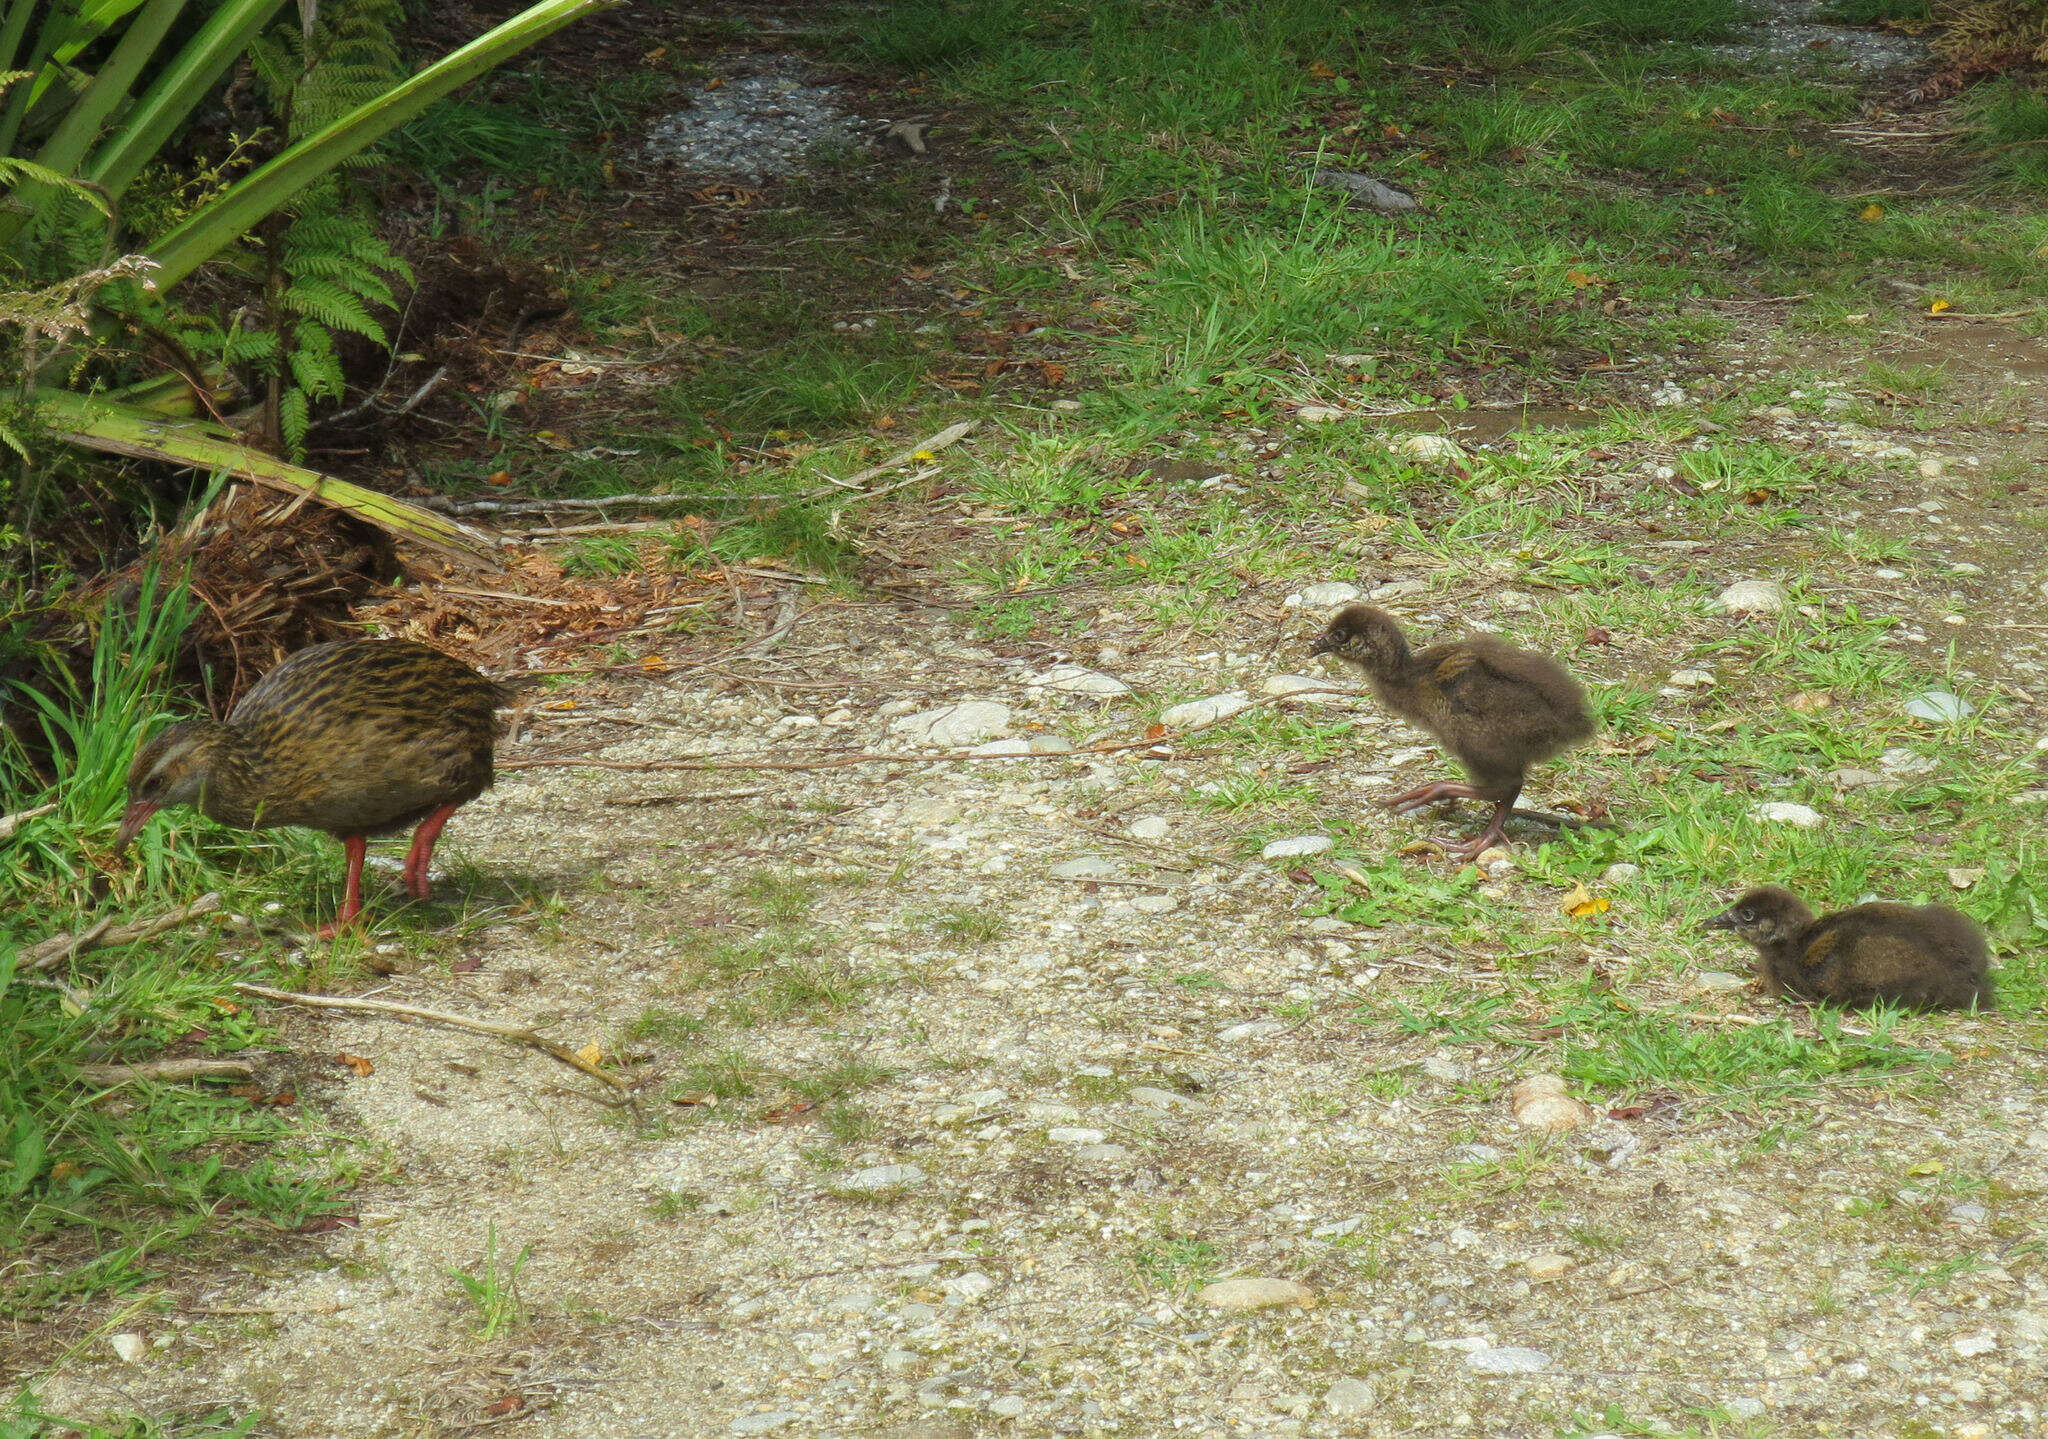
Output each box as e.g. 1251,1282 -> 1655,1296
402,802 -> 462,900
1383,779 -> 1480,814
1436,797 -> 1517,860
320,834 -> 369,938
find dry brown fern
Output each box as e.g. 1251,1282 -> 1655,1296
1931,0 -> 2048,72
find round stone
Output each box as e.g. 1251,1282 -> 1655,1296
1196,1277 -> 1317,1311
1465,1345 -> 1552,1375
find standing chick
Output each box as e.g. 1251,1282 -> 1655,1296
119,639 -> 507,936
1703,886 -> 1994,1011
1310,604 -> 1594,858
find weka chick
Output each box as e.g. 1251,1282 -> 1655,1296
1310,604 -> 1594,858
1703,886 -> 1994,1011
119,639 -> 507,936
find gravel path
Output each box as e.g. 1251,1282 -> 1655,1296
30,361 -> 2048,1432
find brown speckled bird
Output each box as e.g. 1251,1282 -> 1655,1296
1310,604 -> 1595,859
119,639 -> 507,936
1703,886 -> 1994,1011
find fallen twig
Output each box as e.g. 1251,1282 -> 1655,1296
815,419 -> 978,491
1681,1009 -> 1871,1039
428,491 -> 730,517
429,421 -> 979,518
500,736 -> 1168,774
1608,1268 -> 1702,1301
76,1058 -> 256,1087
0,802 -> 57,841
26,893 -> 225,973
233,982 -> 633,1093
494,519 -> 677,538
601,787 -> 770,807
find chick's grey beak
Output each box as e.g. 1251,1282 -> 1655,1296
115,799 -> 158,851
1309,633 -> 1336,656
1701,907 -> 1739,933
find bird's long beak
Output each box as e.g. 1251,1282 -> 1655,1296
1700,906 -> 1739,933
115,799 -> 159,852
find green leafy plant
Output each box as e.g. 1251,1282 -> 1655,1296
268,212 -> 411,454
447,1223 -> 532,1338
239,0 -> 411,454
0,0 -> 614,539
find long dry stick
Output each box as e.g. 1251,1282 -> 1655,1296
76,1059 -> 256,1087
0,802 -> 57,840
809,420 -> 977,490
601,787 -> 770,807
499,735 -> 1169,774
1682,1009 -> 1873,1039
233,983 -> 632,1092
434,421 -> 979,517
26,893 -> 225,973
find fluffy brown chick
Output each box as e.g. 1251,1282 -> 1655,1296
1310,604 -> 1594,858
121,639 -> 507,936
1703,885 -> 1994,1011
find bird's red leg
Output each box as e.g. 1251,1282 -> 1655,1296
1436,794 -> 1518,860
1383,779 -> 1481,814
402,802 -> 462,900
320,834 -> 369,938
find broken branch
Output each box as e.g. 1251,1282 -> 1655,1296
0,802 -> 58,841
26,893 -> 225,973
500,735 -> 1168,774
76,1059 -> 257,1087
601,787 -> 770,806
233,982 -> 633,1093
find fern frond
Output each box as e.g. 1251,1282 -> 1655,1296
280,386 -> 312,453
281,278 -> 385,341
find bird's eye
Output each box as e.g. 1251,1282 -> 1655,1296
1736,908 -> 1755,923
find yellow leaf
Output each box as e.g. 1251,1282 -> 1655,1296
575,1042 -> 604,1067
912,449 -> 937,461
1929,299 -> 1950,314
639,654 -> 670,673
1561,883 -> 1611,920
1566,269 -> 1602,288
1788,690 -> 1834,713
1858,203 -> 1884,222
1906,1160 -> 1944,1177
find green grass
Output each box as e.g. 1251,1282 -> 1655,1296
922,903 -> 1011,946
1816,0 -> 1928,21
1,575 -> 363,1321
1,1393 -> 263,1438
1129,1233 -> 1222,1291
1961,77 -> 2048,192
446,1223 -> 532,1339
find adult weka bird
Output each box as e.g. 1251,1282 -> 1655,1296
119,639 -> 507,936
1310,604 -> 1594,859
1704,886 -> 1994,1011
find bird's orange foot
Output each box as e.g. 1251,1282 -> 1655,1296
317,906 -> 365,940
